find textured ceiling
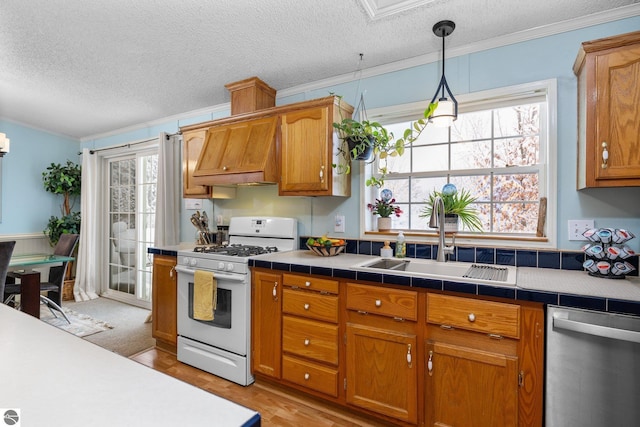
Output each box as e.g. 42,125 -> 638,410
0,0 -> 638,140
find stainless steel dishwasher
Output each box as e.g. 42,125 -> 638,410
546,305 -> 640,427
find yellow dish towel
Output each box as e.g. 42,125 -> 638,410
193,270 -> 217,321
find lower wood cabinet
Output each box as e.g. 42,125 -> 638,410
250,268 -> 544,427
251,270 -> 282,379
151,254 -> 177,354
345,282 -> 419,424
425,340 -> 519,426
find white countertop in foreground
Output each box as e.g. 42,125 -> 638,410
0,304 -> 259,427
253,250 -> 640,303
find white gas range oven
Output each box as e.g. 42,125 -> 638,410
175,216 -> 298,386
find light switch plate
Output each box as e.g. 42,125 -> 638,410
568,219 -> 594,240
334,215 -> 345,233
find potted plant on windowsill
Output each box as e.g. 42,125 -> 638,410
420,184 -> 482,232
368,196 -> 403,231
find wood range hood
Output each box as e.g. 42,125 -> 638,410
191,77 -> 279,186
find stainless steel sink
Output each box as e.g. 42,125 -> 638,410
352,258 -> 517,286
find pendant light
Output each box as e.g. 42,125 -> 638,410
429,20 -> 457,127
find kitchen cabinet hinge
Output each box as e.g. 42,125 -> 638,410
343,333 -> 347,345
518,370 -> 524,387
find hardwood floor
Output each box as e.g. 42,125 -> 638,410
130,348 -> 389,427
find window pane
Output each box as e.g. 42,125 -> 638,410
451,140 -> 492,169
494,136 -> 539,167
451,110 -> 492,141
413,145 -> 448,172
493,174 -> 539,201
492,203 -> 539,233
494,104 -> 539,138
411,177 -> 447,201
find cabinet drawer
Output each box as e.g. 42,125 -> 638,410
282,316 -> 339,365
427,293 -> 520,339
346,283 -> 417,321
283,288 -> 338,323
282,355 -> 339,397
283,273 -> 339,294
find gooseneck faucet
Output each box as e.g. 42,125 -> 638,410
429,196 -> 455,262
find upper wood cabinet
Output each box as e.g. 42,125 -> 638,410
574,30 -> 640,188
279,97 -> 353,197
181,129 -> 237,199
182,129 -> 211,198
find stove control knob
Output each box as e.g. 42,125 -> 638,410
226,263 -> 234,272
189,258 -> 198,267
181,257 -> 190,265
218,262 -> 226,271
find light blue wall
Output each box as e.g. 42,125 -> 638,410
0,120 -> 80,235
10,15 -> 637,251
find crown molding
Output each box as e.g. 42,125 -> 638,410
278,4 -> 640,98
81,4 -> 639,143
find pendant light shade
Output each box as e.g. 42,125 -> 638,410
429,20 -> 457,127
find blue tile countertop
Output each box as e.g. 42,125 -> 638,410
249,250 -> 640,317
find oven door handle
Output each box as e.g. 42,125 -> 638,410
175,265 -> 247,282
553,316 -> 640,344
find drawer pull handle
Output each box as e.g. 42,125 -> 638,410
304,303 -> 310,310
304,339 -> 310,346
305,281 -> 311,287
357,310 -> 368,315
304,373 -> 310,381
375,299 -> 382,307
468,313 -> 476,322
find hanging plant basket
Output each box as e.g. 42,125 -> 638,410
347,135 -> 374,161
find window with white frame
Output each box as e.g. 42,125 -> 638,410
364,80 -> 556,241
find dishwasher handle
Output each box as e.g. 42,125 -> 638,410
553,316 -> 640,344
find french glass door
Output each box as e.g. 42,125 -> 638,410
105,150 -> 157,308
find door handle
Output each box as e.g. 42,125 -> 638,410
553,316 -> 640,344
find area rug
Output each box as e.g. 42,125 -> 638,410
40,305 -> 113,338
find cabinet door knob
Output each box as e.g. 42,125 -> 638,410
304,303 -> 310,310
375,299 -> 382,307
319,165 -> 325,183
601,141 -> 609,169
468,313 -> 476,322
305,281 -> 311,287
272,282 -> 278,301
222,166 -> 228,171
304,373 -> 310,380
304,339 -> 310,346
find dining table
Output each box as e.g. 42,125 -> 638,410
8,253 -> 75,318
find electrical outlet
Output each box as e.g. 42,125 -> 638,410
334,215 -> 345,233
568,219 -> 594,241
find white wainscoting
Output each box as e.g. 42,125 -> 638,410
0,233 -> 52,255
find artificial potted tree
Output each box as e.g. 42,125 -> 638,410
42,160 -> 82,245
420,184 -> 483,232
